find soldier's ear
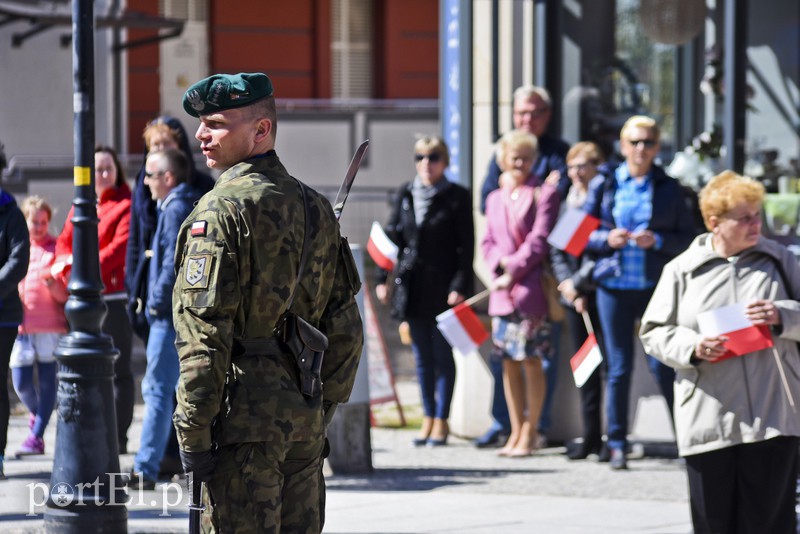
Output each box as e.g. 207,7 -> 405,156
254,118 -> 273,143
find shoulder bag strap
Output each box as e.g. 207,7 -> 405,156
284,180 -> 312,313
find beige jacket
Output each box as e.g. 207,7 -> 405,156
640,234 -> 800,456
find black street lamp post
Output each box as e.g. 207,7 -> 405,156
44,0 -> 128,531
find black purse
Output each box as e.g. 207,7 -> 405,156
276,181 -> 328,398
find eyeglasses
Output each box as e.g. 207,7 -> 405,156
414,153 -> 442,163
626,138 -> 657,148
568,162 -> 597,171
514,109 -> 549,118
723,211 -> 761,225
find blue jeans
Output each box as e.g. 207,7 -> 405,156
596,287 -> 675,451
407,318 -> 456,419
134,319 -> 180,480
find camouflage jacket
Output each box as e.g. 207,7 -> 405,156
172,151 -> 363,452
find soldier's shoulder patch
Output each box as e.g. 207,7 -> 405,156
184,253 -> 213,288
190,220 -> 208,237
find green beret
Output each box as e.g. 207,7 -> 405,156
183,72 -> 274,117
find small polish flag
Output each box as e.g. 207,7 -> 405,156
570,333 -> 603,387
436,302 -> 489,355
367,221 -> 398,271
547,208 -> 601,257
697,303 -> 774,362
191,220 -> 207,237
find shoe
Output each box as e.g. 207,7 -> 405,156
15,434 -> 45,458
567,442 -> 598,461
474,427 -> 508,448
610,448 -> 628,470
411,436 -> 428,447
158,455 -> 184,478
126,470 -> 156,491
427,418 -> 448,447
509,447 -> 534,458
413,416 -> 434,447
597,443 -> 611,463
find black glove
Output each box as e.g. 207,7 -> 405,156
179,449 -> 216,482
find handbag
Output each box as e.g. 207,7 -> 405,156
541,263 -> 566,323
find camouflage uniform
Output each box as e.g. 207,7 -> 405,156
172,151 -> 363,533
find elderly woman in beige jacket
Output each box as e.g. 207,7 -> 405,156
639,171 -> 800,534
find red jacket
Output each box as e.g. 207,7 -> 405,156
56,183 -> 131,295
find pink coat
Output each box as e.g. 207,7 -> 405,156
19,235 -> 68,334
481,179 -> 560,317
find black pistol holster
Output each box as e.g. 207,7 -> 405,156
279,312 -> 328,398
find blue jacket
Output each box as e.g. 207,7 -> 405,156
0,188 -> 29,326
146,182 -> 201,319
126,116 -> 215,338
582,163 -> 699,285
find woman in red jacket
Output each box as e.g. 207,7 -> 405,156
56,145 -> 133,453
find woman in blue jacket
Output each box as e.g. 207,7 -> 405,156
583,116 -> 698,470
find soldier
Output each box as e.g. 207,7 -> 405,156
172,72 -> 364,532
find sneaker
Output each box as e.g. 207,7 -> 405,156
610,448 -> 628,470
15,434 -> 45,458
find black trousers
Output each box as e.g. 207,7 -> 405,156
564,303 -> 604,449
685,436 -> 798,534
104,300 -> 134,450
0,327 -> 17,455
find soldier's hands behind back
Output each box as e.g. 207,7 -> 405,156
180,449 -> 216,482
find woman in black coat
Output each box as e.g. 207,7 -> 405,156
376,136 -> 474,447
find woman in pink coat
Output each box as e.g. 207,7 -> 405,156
482,130 -> 560,457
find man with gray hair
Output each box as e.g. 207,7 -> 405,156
129,147 -> 201,489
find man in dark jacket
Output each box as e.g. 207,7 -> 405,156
125,116 -> 214,342
0,141 -> 30,479
130,148 -> 202,489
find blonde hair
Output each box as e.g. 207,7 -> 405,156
143,120 -> 182,150
620,115 -> 660,142
495,129 -> 539,170
567,141 -> 605,165
413,135 -> 450,167
699,170 -> 765,230
21,195 -> 53,221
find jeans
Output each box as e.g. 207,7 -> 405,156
596,287 -> 675,451
134,318 -> 180,480
537,320 -> 561,434
407,318 -> 456,419
0,327 -> 16,455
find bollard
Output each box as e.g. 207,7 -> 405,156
326,244 -> 373,474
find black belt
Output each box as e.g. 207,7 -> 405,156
232,337 -> 282,358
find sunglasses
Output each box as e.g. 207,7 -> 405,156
144,170 -> 165,178
414,153 -> 442,163
627,138 -> 657,148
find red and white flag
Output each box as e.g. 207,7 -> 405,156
367,221 -> 398,271
697,302 -> 774,362
547,208 -> 601,257
436,302 -> 489,355
570,333 -> 603,387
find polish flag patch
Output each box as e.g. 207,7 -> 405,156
191,220 -> 207,237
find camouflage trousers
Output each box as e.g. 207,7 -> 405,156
201,438 -> 327,534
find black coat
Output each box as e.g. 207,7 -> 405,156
378,180 -> 474,320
